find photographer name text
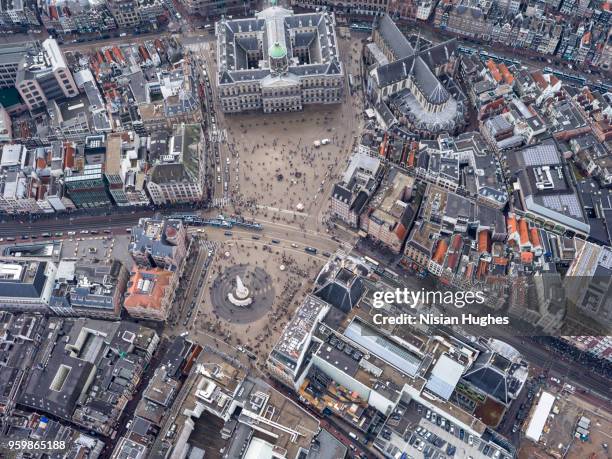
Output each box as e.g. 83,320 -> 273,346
373,313 -> 509,327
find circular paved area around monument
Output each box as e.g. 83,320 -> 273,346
210,264 -> 275,324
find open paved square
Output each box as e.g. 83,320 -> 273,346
192,236 -> 325,363
201,33 -> 366,232
226,105 -> 358,218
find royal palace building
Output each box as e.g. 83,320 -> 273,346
216,5 -> 345,114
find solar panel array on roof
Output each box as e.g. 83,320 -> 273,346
521,144 -> 560,166
541,194 -> 583,218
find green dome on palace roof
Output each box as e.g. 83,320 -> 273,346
269,42 -> 287,59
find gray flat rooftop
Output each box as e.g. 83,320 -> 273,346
344,318 -> 422,377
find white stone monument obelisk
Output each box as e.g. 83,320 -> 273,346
228,275 -> 253,306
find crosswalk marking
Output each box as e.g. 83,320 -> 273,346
211,197 -> 231,207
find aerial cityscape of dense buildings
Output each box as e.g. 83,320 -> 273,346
0,0 -> 610,458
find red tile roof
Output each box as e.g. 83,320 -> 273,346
446,253 -> 459,270
478,230 -> 490,254
407,150 -> 415,168
507,214 -> 518,235
112,47 -> 125,63
432,239 -> 448,264
451,234 -> 462,251
124,267 -> 172,311
530,228 -> 541,247
518,218 -> 529,246
64,143 -> 75,169
486,59 -> 502,83
395,223 -> 408,241
498,63 -> 514,85
531,71 -> 548,90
